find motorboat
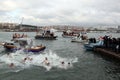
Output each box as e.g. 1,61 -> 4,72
84,39 -> 104,51
71,33 -> 88,43
3,38 -> 46,53
71,37 -> 88,43
35,29 -> 57,40
62,30 -> 78,38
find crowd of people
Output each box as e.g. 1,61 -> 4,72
88,35 -> 120,53
103,35 -> 120,53
88,38 -> 96,43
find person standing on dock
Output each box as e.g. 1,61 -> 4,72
116,45 -> 119,53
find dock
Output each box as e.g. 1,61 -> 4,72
94,48 -> 120,60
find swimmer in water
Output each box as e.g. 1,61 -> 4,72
7,53 -> 12,58
9,63 -> 14,68
61,61 -> 65,66
26,56 -> 33,61
29,58 -> 33,61
43,57 -> 50,66
68,62 -> 70,65
23,57 -> 27,62
61,61 -> 64,65
23,56 -> 33,62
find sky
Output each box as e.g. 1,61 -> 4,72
0,0 -> 120,26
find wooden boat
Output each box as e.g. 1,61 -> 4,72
3,38 -> 46,53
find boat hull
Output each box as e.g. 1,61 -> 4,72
84,44 -> 94,51
84,40 -> 104,51
35,35 -> 57,40
27,46 -> 46,52
62,34 -> 76,38
71,39 -> 87,43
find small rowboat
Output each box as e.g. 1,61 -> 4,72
3,38 -> 46,53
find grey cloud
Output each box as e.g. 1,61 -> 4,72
0,0 -> 120,26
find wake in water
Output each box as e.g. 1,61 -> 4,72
0,50 -> 78,72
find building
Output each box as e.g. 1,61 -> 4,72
0,23 -> 18,29
0,23 -> 38,32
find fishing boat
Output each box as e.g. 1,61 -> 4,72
62,30 -> 79,38
3,38 -> 46,53
35,29 -> 57,40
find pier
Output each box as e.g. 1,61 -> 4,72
94,48 -> 120,60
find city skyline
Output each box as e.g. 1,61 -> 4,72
0,0 -> 120,26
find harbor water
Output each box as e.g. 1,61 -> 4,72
0,32 -> 120,80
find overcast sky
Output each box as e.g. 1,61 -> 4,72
0,0 -> 120,26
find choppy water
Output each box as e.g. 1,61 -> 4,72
0,32 -> 120,80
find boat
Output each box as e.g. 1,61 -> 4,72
11,33 -> 28,42
71,33 -> 88,43
84,39 -> 104,51
35,29 -> 57,40
62,30 -> 79,38
3,38 -> 46,53
71,37 -> 88,43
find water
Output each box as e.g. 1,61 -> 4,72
0,32 -> 120,80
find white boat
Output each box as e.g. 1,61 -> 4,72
71,37 -> 88,43
71,33 -> 88,43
